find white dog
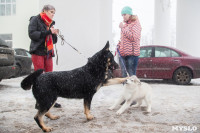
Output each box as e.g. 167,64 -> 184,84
108,75 -> 152,115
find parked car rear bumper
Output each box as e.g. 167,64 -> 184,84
0,65 -> 16,80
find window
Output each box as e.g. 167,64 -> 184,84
171,50 -> 180,57
0,0 -> 16,16
139,47 -> 152,58
15,49 -> 25,56
0,34 -> 12,47
26,51 -> 31,57
15,49 -> 30,57
155,47 -> 169,57
155,47 -> 180,57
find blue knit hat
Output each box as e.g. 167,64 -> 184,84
121,6 -> 133,15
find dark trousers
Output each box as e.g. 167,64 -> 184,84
119,55 -> 139,77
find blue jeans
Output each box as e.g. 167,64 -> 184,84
119,55 -> 139,77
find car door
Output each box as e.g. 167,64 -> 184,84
15,49 -> 32,75
150,47 -> 181,79
137,47 -> 154,78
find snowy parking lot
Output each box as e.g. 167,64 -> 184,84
0,77 -> 200,133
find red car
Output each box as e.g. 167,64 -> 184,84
113,45 -> 200,85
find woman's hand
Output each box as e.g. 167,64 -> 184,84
119,22 -> 124,29
50,27 -> 59,34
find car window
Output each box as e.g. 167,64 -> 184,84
171,50 -> 180,57
155,47 -> 180,57
155,47 -> 168,57
25,51 -> 31,57
15,50 -> 22,55
15,49 -> 28,56
139,47 -> 152,58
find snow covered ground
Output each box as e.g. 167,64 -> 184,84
0,77 -> 200,133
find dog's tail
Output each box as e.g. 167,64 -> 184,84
21,69 -> 44,90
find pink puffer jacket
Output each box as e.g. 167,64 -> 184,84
117,17 -> 142,56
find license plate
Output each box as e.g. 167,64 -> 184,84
0,54 -> 8,59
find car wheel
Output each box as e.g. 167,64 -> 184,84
173,68 -> 192,85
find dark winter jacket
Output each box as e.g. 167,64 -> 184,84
28,14 -> 57,55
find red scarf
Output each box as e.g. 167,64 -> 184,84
40,12 -> 54,57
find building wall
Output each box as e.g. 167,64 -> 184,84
0,0 -> 39,49
153,0 -> 171,46
176,0 -> 200,57
39,0 -> 113,70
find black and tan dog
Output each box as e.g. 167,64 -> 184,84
21,41 -> 124,132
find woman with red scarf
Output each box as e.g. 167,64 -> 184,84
28,5 -> 61,108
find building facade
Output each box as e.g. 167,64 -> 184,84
0,0 -> 39,49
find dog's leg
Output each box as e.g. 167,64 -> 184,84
116,99 -> 132,115
45,111 -> 60,120
34,110 -> 53,132
131,99 -> 142,108
144,95 -> 152,113
103,77 -> 128,86
44,103 -> 60,120
84,99 -> 94,120
108,95 -> 124,110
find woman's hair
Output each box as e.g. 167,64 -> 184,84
41,5 -> 55,12
129,15 -> 137,22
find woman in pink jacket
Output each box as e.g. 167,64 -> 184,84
117,6 -> 142,77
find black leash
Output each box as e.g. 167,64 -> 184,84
116,48 -> 130,77
55,30 -> 88,65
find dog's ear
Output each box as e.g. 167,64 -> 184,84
134,77 -> 141,85
103,41 -> 110,51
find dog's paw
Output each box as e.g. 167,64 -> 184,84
146,108 -> 151,113
132,105 -> 139,108
52,115 -> 60,120
42,126 -> 53,132
108,106 -> 115,110
86,114 -> 94,120
45,114 -> 60,120
116,110 -> 122,115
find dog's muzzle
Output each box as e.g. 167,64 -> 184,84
110,61 -> 119,70
122,80 -> 127,85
